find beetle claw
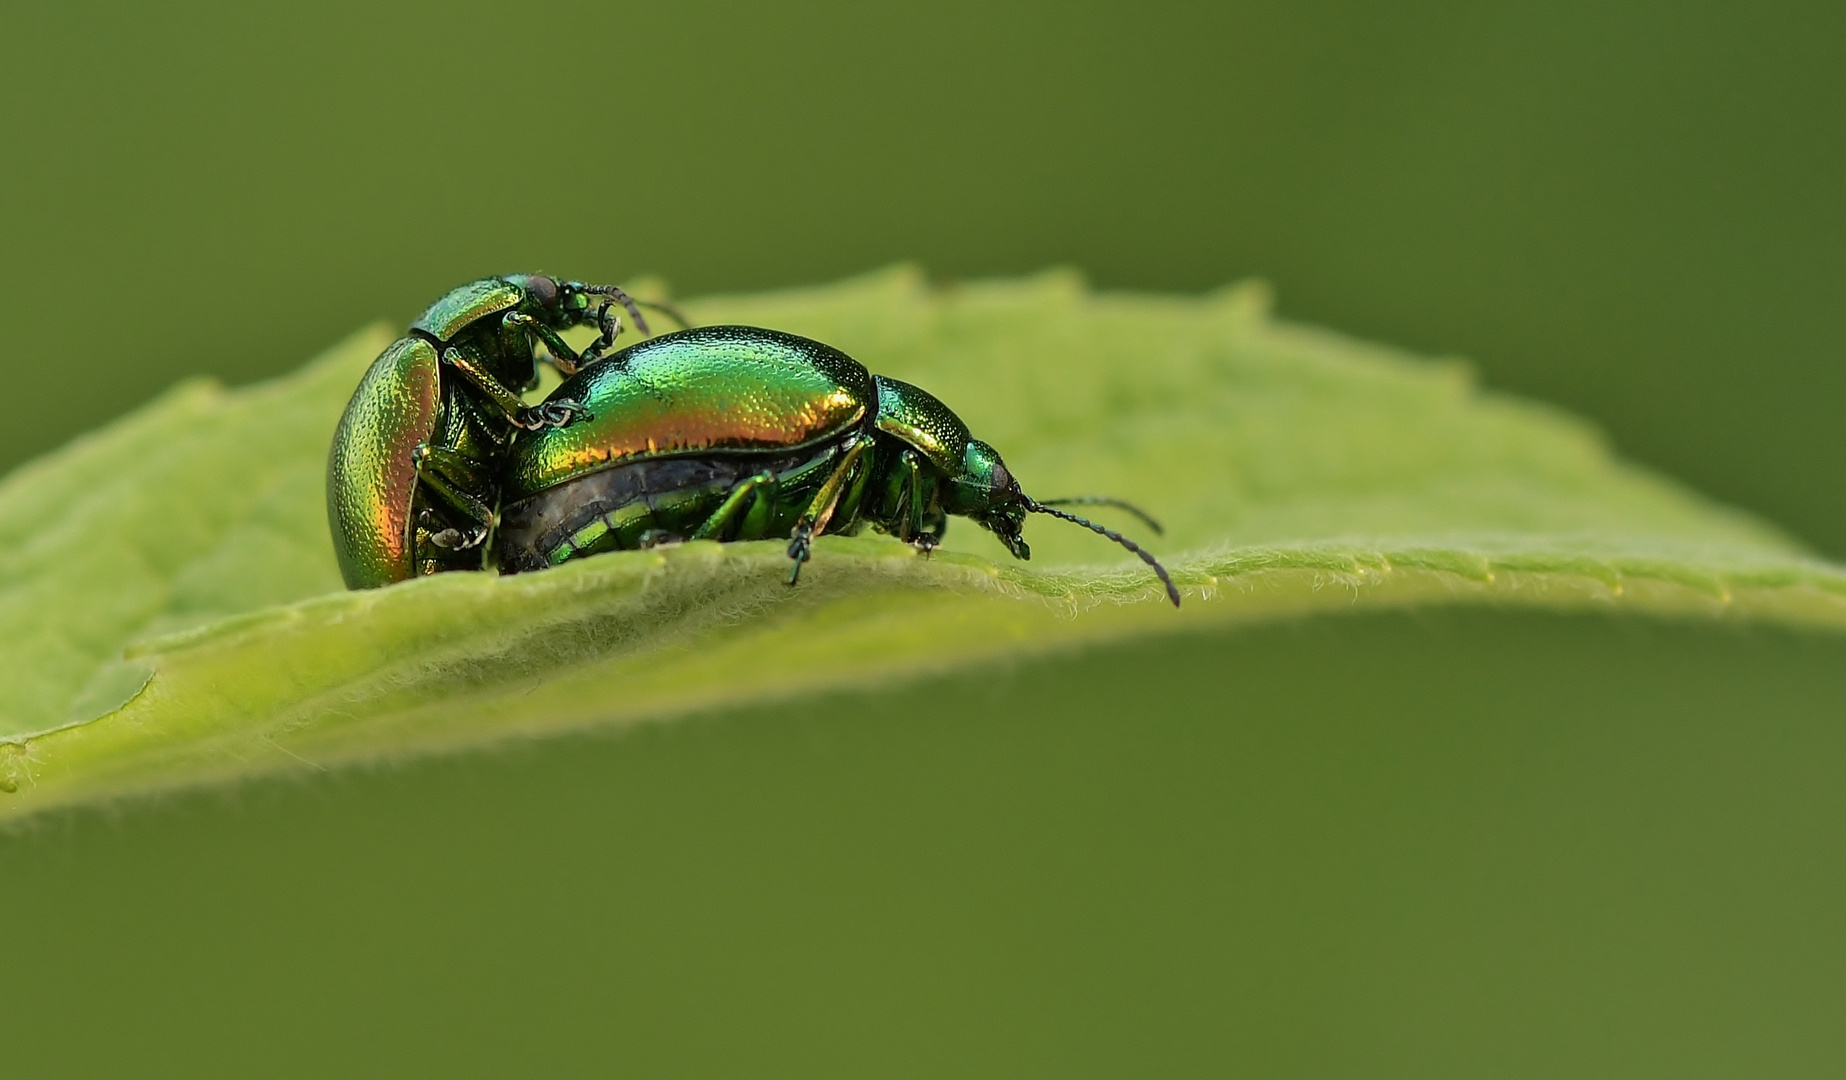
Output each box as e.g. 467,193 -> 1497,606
519,398 -> 590,430
577,301 -> 622,367
786,533 -> 812,585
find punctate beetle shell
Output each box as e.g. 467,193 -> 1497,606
326,337 -> 441,587
503,326 -> 875,501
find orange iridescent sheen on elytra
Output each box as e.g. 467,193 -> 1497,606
325,336 -> 441,586
505,327 -> 879,500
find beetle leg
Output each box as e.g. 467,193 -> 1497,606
411,445 -> 495,550
504,311 -> 586,376
569,282 -> 651,347
914,511 -> 947,555
838,444 -> 874,533
440,347 -> 587,430
898,450 -> 934,547
520,399 -> 591,429
879,450 -> 943,555
786,438 -> 872,586
693,471 -> 780,542
572,291 -> 695,366
901,452 -> 924,542
575,295 -> 694,364
439,347 -> 532,422
576,300 -> 623,369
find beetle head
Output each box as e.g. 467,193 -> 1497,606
498,273 -> 562,320
517,273 -> 561,309
557,280 -> 654,337
946,439 -> 1031,559
947,439 -> 1182,607
502,273 -> 597,334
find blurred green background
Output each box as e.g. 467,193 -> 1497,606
4,1 -> 1845,1075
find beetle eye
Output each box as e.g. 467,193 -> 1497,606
989,458 -> 1011,493
525,275 -> 559,306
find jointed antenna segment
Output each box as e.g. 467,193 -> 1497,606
1032,496 -> 1164,535
1026,500 -> 1181,608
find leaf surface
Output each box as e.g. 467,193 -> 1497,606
2,267 -> 1841,815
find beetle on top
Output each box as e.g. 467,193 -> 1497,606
326,274 -> 661,589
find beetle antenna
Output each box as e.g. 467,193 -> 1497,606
635,298 -> 693,330
1033,496 -> 1164,535
1025,499 -> 1181,608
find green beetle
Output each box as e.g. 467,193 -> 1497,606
326,274 -> 666,589
496,325 -> 1180,606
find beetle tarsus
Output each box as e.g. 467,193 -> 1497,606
518,398 -> 589,430
577,301 -> 623,367
786,528 -> 813,585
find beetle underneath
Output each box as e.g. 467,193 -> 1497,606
496,325 -> 1181,607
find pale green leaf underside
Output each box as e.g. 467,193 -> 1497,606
2,267 -> 1841,816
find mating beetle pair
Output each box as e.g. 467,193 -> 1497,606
327,274 -> 655,586
327,276 -> 1181,607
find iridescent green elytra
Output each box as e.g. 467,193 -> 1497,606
498,325 -> 1180,606
326,274 -> 665,589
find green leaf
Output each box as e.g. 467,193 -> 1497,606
2,266 -> 1841,816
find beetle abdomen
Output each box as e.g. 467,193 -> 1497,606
505,327 -> 875,500
498,445 -> 841,572
326,336 -> 441,588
